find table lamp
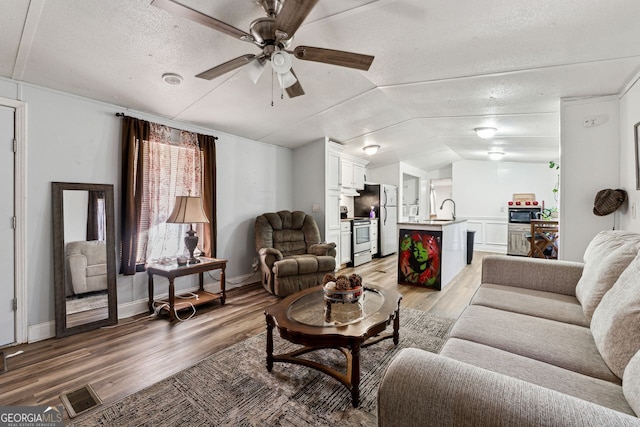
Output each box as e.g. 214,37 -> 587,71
166,195 -> 209,264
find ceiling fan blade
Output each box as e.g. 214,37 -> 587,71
286,69 -> 305,98
293,45 -> 374,71
275,0 -> 319,39
152,0 -> 254,42
196,54 -> 256,80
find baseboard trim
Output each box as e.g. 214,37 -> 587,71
28,321 -> 55,343
28,274 -> 260,343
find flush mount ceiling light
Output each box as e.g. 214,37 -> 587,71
474,127 -> 498,139
363,144 -> 380,155
488,150 -> 505,160
162,73 -> 183,85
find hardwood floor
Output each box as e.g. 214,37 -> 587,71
0,252 -> 486,410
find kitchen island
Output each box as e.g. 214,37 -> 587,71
397,219 -> 467,290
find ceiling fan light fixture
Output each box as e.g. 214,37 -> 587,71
475,127 -> 497,139
277,70 -> 297,89
363,144 -> 380,155
246,58 -> 266,84
488,150 -> 505,160
271,51 -> 292,74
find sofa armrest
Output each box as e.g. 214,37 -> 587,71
67,253 -> 88,294
481,254 -> 584,296
379,348 -> 640,427
308,242 -> 337,258
258,247 -> 283,269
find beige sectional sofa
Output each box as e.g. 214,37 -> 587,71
378,230 -> 640,426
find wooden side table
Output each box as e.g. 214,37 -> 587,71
146,257 -> 227,321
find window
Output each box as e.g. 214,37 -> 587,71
120,117 -> 217,275
137,124 -> 203,264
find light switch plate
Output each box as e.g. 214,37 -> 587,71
632,202 -> 637,220
312,203 -> 320,212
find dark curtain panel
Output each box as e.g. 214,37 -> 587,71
120,116 -> 149,275
199,134 -> 217,258
86,191 -> 104,241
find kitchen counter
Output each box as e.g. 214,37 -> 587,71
397,220 -> 467,290
397,219 -> 467,226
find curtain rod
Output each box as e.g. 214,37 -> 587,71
115,112 -> 218,140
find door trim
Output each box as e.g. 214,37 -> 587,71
1,97 -> 27,344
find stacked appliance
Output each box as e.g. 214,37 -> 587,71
354,184 -> 398,257
507,194 -> 542,256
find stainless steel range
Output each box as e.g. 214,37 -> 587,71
507,197 -> 542,256
352,218 -> 372,266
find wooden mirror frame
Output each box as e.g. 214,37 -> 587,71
52,182 -> 117,337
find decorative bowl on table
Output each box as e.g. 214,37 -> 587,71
322,273 -> 364,304
323,284 -> 363,304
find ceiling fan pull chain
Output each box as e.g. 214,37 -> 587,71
271,69 -> 274,107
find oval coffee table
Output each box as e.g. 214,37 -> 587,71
264,285 -> 402,407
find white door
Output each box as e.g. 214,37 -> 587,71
0,106 -> 15,346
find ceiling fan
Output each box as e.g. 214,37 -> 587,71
151,0 -> 375,98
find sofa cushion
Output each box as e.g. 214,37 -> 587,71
575,230 -> 640,320
441,338 -> 634,415
591,252 -> 640,379
449,305 -> 618,382
471,283 -> 589,327
623,350 -> 640,417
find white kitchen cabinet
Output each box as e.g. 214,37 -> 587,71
340,221 -> 352,265
353,164 -> 366,190
340,154 -> 369,190
341,161 -> 354,188
370,218 -> 378,256
327,145 -> 341,191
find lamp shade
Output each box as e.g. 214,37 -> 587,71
166,196 -> 210,224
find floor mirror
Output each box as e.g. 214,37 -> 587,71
52,182 -> 117,337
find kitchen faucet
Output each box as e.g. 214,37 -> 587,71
440,198 -> 456,220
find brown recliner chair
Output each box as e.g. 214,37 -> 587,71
255,210 -> 337,297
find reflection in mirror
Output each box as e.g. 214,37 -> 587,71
53,183 -> 117,337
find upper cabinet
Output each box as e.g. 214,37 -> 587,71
341,154 -> 369,191
327,143 -> 342,192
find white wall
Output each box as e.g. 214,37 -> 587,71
292,139 -> 325,234
453,160 -> 558,253
0,77 -> 292,338
560,96 -> 620,261
618,76 -> 640,233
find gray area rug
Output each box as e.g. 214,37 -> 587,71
69,308 -> 455,426
66,292 -> 108,314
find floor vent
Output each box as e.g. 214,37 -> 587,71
59,384 -> 102,418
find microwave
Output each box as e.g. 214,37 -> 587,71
508,207 -> 541,223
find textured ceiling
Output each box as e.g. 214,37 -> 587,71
3,0 -> 640,171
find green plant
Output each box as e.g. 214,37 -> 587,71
549,161 -> 559,202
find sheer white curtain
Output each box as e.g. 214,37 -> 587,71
136,124 -> 203,263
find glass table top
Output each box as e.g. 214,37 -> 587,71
287,287 -> 385,327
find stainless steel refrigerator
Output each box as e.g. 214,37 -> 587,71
354,183 -> 397,256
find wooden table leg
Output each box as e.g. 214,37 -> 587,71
147,275 -> 154,314
168,278 -> 175,321
266,315 -> 274,372
351,342 -> 361,407
220,266 -> 226,305
393,307 -> 400,345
